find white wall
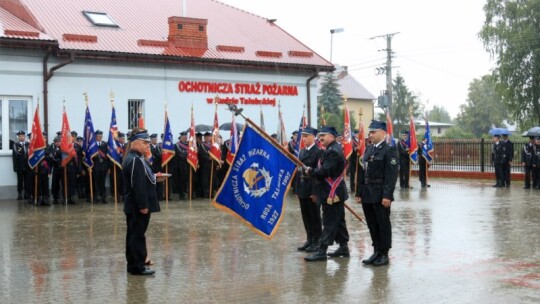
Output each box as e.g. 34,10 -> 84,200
0,49 -> 319,187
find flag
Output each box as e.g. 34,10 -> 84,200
161,110 -> 175,167
342,105 -> 353,159
385,112 -> 395,147
82,105 -> 99,168
226,114 -> 239,165
209,104 -> 222,163
294,112 -> 307,157
60,106 -> 75,167
276,108 -> 287,147
28,105 -> 46,169
107,105 -> 122,168
422,119 -> 434,164
408,115 -> 418,164
213,122 -> 298,239
138,110 -> 144,128
260,107 -> 265,131
357,120 -> 366,165
187,105 -> 198,170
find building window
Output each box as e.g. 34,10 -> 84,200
0,96 -> 29,152
199,25 -> 204,31
128,99 -> 144,130
83,11 -> 119,27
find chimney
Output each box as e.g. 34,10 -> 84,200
168,16 -> 208,49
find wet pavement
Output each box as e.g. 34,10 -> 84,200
0,178 -> 539,304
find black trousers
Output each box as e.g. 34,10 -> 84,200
524,165 -> 534,188
298,197 -> 322,242
126,212 -> 150,274
320,201 -> 349,247
362,202 -> 392,251
503,162 -> 511,186
494,163 -> 504,185
419,159 -> 427,186
399,157 -> 410,187
93,170 -> 107,198
51,168 -> 62,199
16,170 -> 26,193
37,174 -> 49,196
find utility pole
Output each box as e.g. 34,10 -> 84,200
371,32 -> 399,114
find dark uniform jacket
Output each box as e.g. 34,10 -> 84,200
356,140 -> 399,203
93,141 -> 109,171
311,140 -> 348,202
397,139 -> 409,161
533,145 -> 540,167
12,141 -> 29,172
296,144 -> 321,199
150,144 -> 162,173
522,142 -> 534,166
492,142 -> 504,164
502,139 -> 514,163
123,150 -> 160,215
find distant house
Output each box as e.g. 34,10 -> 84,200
317,66 -> 376,129
415,120 -> 454,137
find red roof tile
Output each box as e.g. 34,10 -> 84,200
0,0 -> 332,69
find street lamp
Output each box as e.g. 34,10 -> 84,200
330,28 -> 344,63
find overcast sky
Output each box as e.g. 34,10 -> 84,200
219,0 -> 495,119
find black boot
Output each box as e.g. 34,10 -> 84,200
362,248 -> 379,265
17,192 -> 22,200
305,240 -> 320,253
102,196 -> 108,204
68,197 -> 76,205
372,250 -> 389,266
297,241 -> 311,251
327,243 -> 350,257
304,245 -> 327,262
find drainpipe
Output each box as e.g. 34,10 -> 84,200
305,70 -> 319,126
43,50 -> 74,135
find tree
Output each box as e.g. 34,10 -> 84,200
427,105 -> 452,123
456,75 -> 509,137
480,0 -> 540,126
391,74 -> 423,137
318,72 -> 342,116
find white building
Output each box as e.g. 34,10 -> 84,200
0,0 -> 333,195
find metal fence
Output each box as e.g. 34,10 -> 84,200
413,139 -> 528,173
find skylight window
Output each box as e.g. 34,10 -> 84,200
83,11 -> 119,27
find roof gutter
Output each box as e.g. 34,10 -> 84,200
43,49 -> 73,135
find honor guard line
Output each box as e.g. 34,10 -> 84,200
226,104 -> 365,225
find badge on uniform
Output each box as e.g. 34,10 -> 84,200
390,158 -> 397,165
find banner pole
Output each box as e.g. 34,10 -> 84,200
64,166 -> 68,205
165,164 -> 169,206
189,169 -> 192,204
113,165 -> 117,205
34,167 -> 38,205
228,104 -> 364,224
209,162 -> 214,200
89,168 -> 94,203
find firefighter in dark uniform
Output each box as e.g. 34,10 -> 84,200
348,131 -> 359,193
522,137 -> 535,189
75,136 -> 87,199
492,135 -> 505,187
63,131 -> 82,204
150,134 -> 163,201
12,130 -> 29,200
49,135 -> 63,204
34,132 -> 51,206
92,130 -> 110,203
418,139 -> 429,187
532,137 -> 540,189
199,132 -> 214,198
174,132 -> 189,200
397,130 -> 410,188
113,132 -> 127,200
296,126 -> 322,253
355,120 -> 398,266
303,126 -> 350,262
501,134 -> 513,187
123,127 -> 162,276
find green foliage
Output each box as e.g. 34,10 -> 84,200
456,75 -> 509,137
319,108 -> 357,134
439,126 -> 476,139
391,74 -> 423,137
318,72 -> 342,117
427,105 -> 452,123
480,0 -> 540,126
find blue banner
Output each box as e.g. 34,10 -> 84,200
82,106 -> 99,168
213,123 -> 298,239
108,106 -> 122,168
422,120 -> 434,163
